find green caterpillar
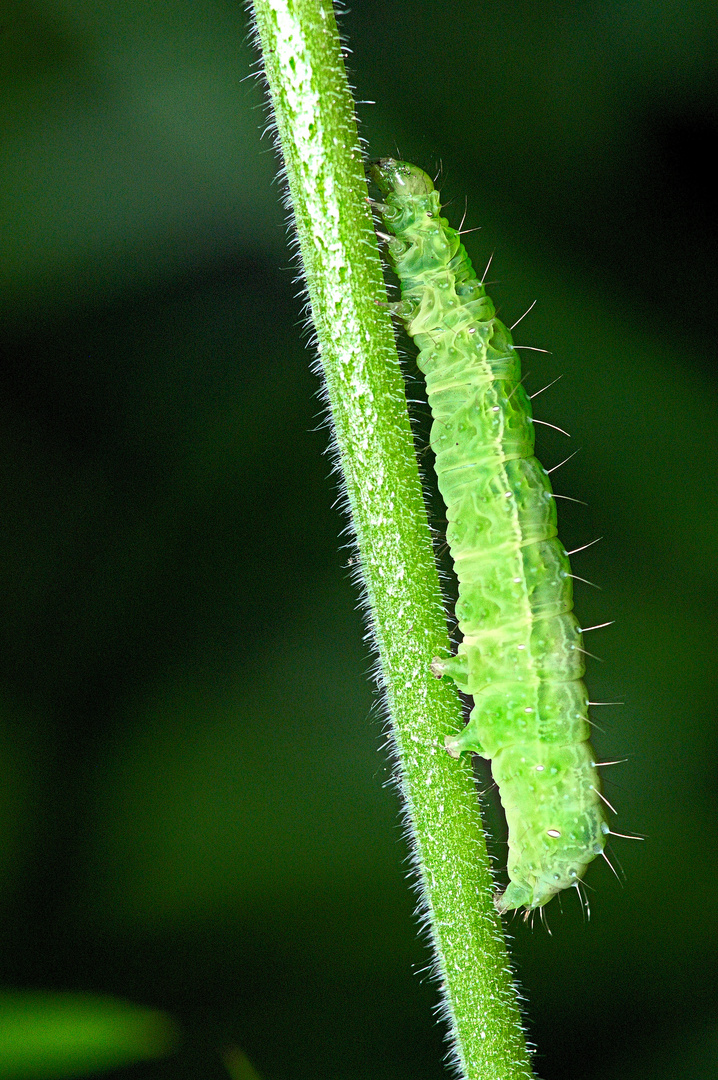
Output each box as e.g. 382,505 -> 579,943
370,158 -> 609,913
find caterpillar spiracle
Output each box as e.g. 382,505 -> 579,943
370,158 -> 610,914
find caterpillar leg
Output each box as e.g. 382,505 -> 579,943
433,654 -> 488,758
445,732 -> 486,759
431,653 -> 468,687
374,297 -> 415,320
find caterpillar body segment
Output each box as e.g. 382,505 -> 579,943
370,158 -> 608,913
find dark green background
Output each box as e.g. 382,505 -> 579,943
1,1 -> 717,1078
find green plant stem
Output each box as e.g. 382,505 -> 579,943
248,2 -> 535,1076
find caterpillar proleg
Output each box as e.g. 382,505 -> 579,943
370,158 -> 609,913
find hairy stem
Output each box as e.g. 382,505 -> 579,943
248,1 -> 535,1076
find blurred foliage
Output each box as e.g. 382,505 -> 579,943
222,1049 -> 262,1080
0,1 -> 716,1079
0,992 -> 177,1078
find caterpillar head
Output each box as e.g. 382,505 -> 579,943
369,158 -> 435,198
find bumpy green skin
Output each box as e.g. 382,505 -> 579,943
371,159 -> 607,912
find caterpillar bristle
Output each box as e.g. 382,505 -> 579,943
529,375 -> 563,399
546,450 -> 580,475
509,298 -> 537,331
530,417 -> 572,437
565,536 -> 602,556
